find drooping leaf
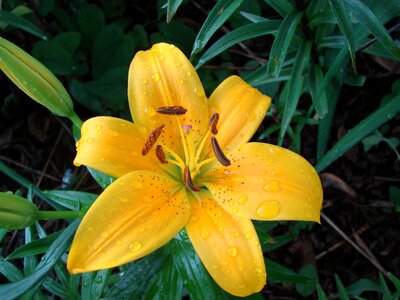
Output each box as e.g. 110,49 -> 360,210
0,10 -> 47,39
167,0 -> 184,23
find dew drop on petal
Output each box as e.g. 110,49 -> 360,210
116,240 -> 122,245
256,200 -> 281,219
263,180 -> 281,192
227,246 -> 238,257
86,137 -> 94,144
101,231 -> 109,238
238,194 -> 248,205
152,73 -> 160,82
245,232 -> 253,240
144,107 -> 156,117
233,232 -> 240,238
129,241 -> 142,253
141,79 -> 148,85
179,79 -> 184,84
201,230 -> 210,240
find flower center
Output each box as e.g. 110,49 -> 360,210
141,106 -> 230,192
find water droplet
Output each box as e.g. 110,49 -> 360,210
218,225 -> 224,232
152,73 -> 160,82
256,200 -> 281,219
158,55 -> 165,61
116,240 -> 122,245
119,197 -> 128,203
201,230 -> 210,240
129,241 -> 142,253
245,232 -> 253,240
144,107 -> 156,116
233,232 -> 240,238
141,79 -> 148,85
255,267 -> 262,274
232,207 -> 239,214
179,79 -> 184,84
95,124 -> 102,131
238,194 -> 248,205
237,264 -> 244,271
194,84 -> 203,97
101,231 -> 109,238
227,246 -> 238,257
186,71 -> 192,76
247,113 -> 255,122
86,137 -> 94,144
263,180 -> 281,192
138,226 -> 145,232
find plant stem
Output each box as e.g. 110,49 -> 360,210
69,112 -> 83,129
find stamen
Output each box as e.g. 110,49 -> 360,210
183,166 -> 200,192
209,113 -> 219,135
210,137 -> 231,166
142,124 -> 165,155
157,106 -> 187,115
155,145 -> 168,164
182,124 -> 192,135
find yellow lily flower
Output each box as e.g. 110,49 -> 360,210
67,43 -> 322,297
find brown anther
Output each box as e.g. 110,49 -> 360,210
183,166 -> 200,192
157,106 -> 187,115
209,113 -> 219,135
182,124 -> 192,135
142,124 -> 165,155
155,145 -> 168,164
211,137 -> 231,166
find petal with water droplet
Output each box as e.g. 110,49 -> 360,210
67,171 -> 189,273
185,191 -> 265,297
201,142 -> 323,222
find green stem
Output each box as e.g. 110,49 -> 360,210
69,112 -> 83,129
36,210 -> 82,220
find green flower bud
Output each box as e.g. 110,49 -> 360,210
0,37 -> 74,118
0,192 -> 38,230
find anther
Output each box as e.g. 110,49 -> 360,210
157,106 -> 187,115
142,124 -> 165,155
183,166 -> 200,192
155,145 -> 168,164
211,137 -> 231,166
209,113 -> 219,134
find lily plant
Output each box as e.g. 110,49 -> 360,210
67,43 -> 322,297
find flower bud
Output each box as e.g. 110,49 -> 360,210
0,37 -> 74,118
0,192 -> 38,230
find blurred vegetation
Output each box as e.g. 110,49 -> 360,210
0,0 -> 399,299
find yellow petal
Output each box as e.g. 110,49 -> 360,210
67,171 -> 189,273
128,43 -> 209,157
201,143 -> 323,222
206,76 -> 271,156
74,116 -> 162,178
185,192 -> 266,297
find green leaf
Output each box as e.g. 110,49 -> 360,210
77,4 -> 105,39
0,220 -> 79,299
53,32 -> 82,53
263,0 -> 294,17
267,11 -> 302,77
267,259 -> 312,284
42,277 -> 69,299
295,264 -> 318,296
196,20 -> 281,68
155,258 -> 183,300
43,190 -> 97,211
239,11 -> 268,23
169,237 -> 225,300
245,66 -> 291,86
388,272 -> 400,294
87,167 -> 115,189
328,0 -> 356,69
105,250 -> 164,299
343,0 -> 400,60
316,92 -> 400,172
191,0 -> 244,57
280,40 -> 312,139
389,186 -> 400,209
309,63 -> 328,117
335,274 -> 350,300
0,10 -> 47,39
6,231 -> 61,259
81,269 -> 111,299
91,24 -> 134,78
167,0 -> 184,23
32,40 -> 76,75
346,278 -> 380,297
0,256 -> 24,281
316,284 -> 329,300
379,273 -> 393,299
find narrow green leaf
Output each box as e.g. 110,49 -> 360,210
316,284 -> 329,300
43,190 -> 97,211
346,278 -> 380,297
335,274 -> 350,300
87,168 -> 115,189
328,0 -> 356,69
280,40 -> 312,139
316,93 -> 400,172
267,259 -> 312,284
379,273 -> 393,299
267,11 -> 302,77
6,231 -> 61,260
239,11 -> 268,23
167,0 -> 184,23
343,0 -> 400,60
0,256 -> 24,281
245,66 -> 291,86
170,237 -> 224,300
0,10 -> 47,39
263,0 -> 294,17
42,277 -> 69,299
0,220 -> 79,299
191,0 -> 244,57
309,10 -> 336,26
196,20 -> 281,68
388,272 -> 400,293
295,264 -> 318,296
89,269 -> 111,299
159,258 -> 183,300
308,63 -> 328,117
